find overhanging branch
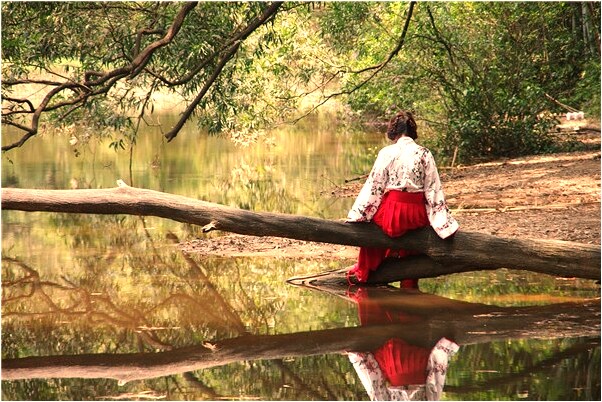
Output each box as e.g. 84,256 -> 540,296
2,2 -> 286,151
163,1 -> 284,142
291,1 -> 416,123
1,2 -> 198,152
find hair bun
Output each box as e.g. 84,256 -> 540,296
386,111 -> 417,140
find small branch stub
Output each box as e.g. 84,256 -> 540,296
202,220 -> 218,233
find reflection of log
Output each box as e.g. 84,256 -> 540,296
2,295 -> 599,382
2,184 -> 600,280
182,372 -> 221,399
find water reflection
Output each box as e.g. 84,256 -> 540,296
2,211 -> 601,401
1,112 -> 381,220
2,112 -> 600,400
2,250 -> 599,400
331,285 -> 599,401
347,338 -> 458,401
347,287 -> 459,401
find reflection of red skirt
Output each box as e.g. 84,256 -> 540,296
349,288 -> 430,386
374,338 -> 430,386
350,190 -> 429,284
348,287 -> 422,325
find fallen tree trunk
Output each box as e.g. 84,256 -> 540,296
2,182 -> 600,280
2,297 -> 599,382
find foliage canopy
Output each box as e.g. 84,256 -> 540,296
2,1 -> 600,162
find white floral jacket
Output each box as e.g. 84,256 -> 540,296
348,337 -> 460,401
347,137 -> 458,239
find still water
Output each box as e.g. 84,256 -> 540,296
1,113 -> 600,401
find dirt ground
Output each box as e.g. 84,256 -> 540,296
182,125 -> 600,260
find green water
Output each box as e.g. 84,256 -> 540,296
1,113 -> 600,401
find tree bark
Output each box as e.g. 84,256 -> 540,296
2,297 -> 599,382
2,183 -> 600,280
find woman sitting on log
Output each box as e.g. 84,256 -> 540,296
346,110 -> 458,287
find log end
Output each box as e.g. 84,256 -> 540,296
286,267 -> 354,288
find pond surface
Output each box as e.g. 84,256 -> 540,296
1,113 -> 600,401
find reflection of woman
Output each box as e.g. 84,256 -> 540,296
348,338 -> 459,401
347,287 -> 459,401
346,111 -> 458,287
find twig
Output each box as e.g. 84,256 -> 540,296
290,1 -> 416,124
451,201 -> 600,214
164,2 -> 283,142
545,93 -> 579,112
449,145 -> 459,175
344,174 -> 369,183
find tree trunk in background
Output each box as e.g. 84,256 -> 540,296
2,183 -> 600,280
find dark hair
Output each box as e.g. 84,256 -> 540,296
386,111 -> 417,140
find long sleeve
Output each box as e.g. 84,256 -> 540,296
348,352 -> 391,401
347,138 -> 459,238
422,150 -> 459,239
425,338 -> 460,401
347,149 -> 390,222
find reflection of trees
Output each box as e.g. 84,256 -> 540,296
181,372 -> 222,400
1,235 -> 255,346
3,290 -> 598,382
3,213 -> 600,399
217,157 -> 331,218
2,257 -> 172,352
1,225 -> 344,399
163,232 -> 247,335
445,339 -> 600,396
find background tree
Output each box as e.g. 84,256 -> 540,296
1,1 -> 291,151
2,1 -> 600,163
318,1 -> 600,162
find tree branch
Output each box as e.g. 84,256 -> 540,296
2,2 -> 198,152
1,96 -> 35,113
164,2 -> 284,142
291,1 -> 416,123
84,2 -> 198,87
349,1 -> 416,75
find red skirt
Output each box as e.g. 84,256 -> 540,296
350,190 -> 429,285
